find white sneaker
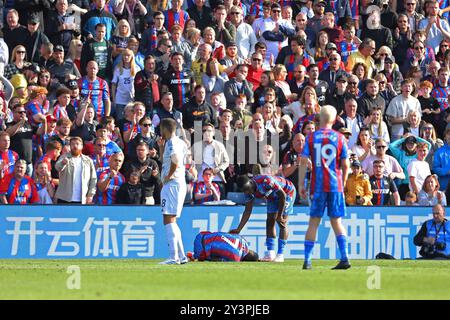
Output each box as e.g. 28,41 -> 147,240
260,250 -> 276,262
273,254 -> 284,263
180,257 -> 189,264
159,258 -> 180,265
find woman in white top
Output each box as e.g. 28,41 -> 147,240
262,102 -> 281,134
351,127 -> 376,162
111,48 -> 141,121
366,106 -> 390,143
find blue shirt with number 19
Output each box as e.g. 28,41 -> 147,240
302,128 -> 348,193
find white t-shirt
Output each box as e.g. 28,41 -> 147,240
162,136 -> 187,184
71,156 -> 83,202
385,95 -> 421,138
407,159 -> 431,192
112,66 -> 140,105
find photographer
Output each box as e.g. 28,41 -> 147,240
414,204 -> 450,259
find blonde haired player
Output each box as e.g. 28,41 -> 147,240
158,118 -> 189,265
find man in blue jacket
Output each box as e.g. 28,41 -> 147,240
414,204 -> 450,259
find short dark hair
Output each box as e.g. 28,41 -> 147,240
95,23 -> 106,30
241,250 -> 259,262
306,64 -> 318,72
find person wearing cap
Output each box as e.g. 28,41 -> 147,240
344,160 -> 373,206
229,5 -> 257,60
380,55 -> 403,94
18,14 -> 50,64
319,51 -> 349,92
389,133 -> 432,198
325,74 -> 349,115
339,127 -> 352,142
48,45 -> 81,86
259,3 -> 295,64
346,38 -> 376,79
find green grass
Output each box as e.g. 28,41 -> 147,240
0,259 -> 449,299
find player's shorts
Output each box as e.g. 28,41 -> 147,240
161,181 -> 187,218
310,192 -> 346,218
267,189 -> 296,216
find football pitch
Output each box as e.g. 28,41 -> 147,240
1,259 -> 450,300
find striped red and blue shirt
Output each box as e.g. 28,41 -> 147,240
25,100 -> 45,126
96,169 -> 125,204
338,40 -> 359,63
431,84 -> 450,111
78,77 -> 110,119
302,128 -> 348,193
247,175 -> 295,202
193,231 -> 250,262
91,154 -> 110,177
164,9 -> 189,31
53,104 -> 69,120
193,181 -> 221,204
0,174 -> 39,204
0,150 -> 19,178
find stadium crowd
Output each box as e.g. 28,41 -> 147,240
0,0 -> 450,207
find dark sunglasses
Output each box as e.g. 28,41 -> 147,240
406,2 -> 416,5
253,58 -> 262,62
96,144 -> 106,147
414,46 -> 424,50
272,10 -> 281,13
17,51 -> 26,54
141,123 -> 152,127
230,12 -> 241,15
16,111 -> 26,114
376,145 -> 387,149
348,82 -> 358,85
329,58 -> 339,61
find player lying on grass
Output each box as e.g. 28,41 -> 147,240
188,231 -> 259,262
230,175 -> 296,262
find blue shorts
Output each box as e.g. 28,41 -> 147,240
310,192 -> 346,218
267,189 -> 296,216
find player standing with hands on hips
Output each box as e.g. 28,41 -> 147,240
158,118 -> 189,265
298,105 -> 351,270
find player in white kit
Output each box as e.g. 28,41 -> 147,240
158,118 -> 189,265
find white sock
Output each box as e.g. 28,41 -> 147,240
173,223 -> 186,260
165,223 -> 178,260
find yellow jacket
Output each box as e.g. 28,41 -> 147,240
345,173 -> 373,205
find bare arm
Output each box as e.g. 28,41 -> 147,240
230,199 -> 254,234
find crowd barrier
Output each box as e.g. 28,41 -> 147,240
0,205 -> 434,259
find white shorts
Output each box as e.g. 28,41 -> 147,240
161,181 -> 187,217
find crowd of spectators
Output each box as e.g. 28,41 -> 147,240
0,0 -> 450,207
